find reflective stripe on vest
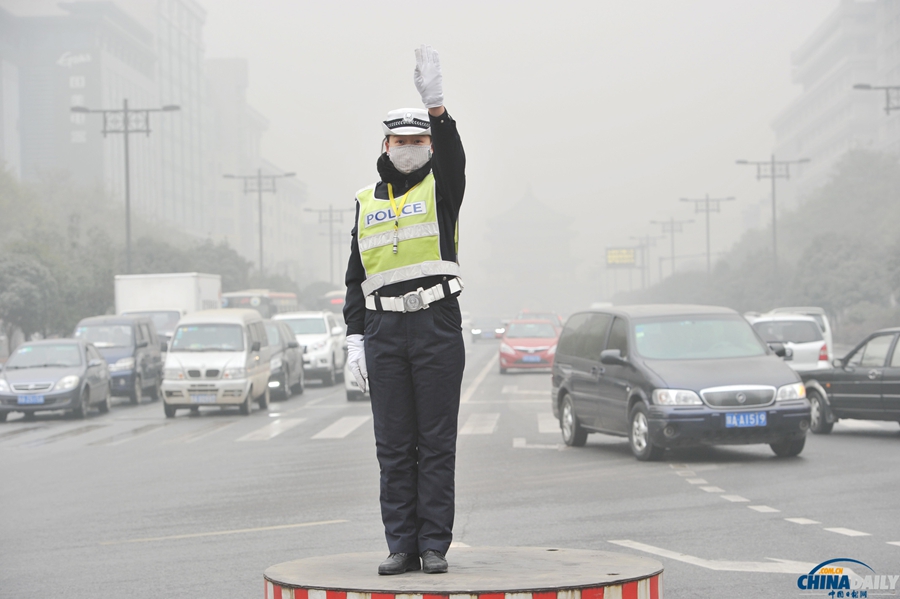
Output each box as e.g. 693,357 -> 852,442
356,173 -> 459,296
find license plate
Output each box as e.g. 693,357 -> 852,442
17,395 -> 45,405
522,355 -> 541,363
190,394 -> 217,404
725,411 -> 767,428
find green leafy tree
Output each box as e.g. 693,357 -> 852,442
0,254 -> 59,342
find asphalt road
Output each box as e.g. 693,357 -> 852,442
2,339 -> 899,598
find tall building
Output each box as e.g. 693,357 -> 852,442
772,0 -> 880,207
0,7 -> 21,178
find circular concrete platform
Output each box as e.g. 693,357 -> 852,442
264,547 -> 663,599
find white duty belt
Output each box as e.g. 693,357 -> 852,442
365,277 -> 464,313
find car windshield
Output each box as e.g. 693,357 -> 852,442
170,324 -> 244,352
265,324 -> 281,345
5,344 -> 82,369
74,324 -> 133,348
281,318 -> 326,335
124,311 -> 180,334
506,322 -> 558,338
753,320 -> 823,344
634,316 -> 768,360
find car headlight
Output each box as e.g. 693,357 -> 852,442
471,328 -> 482,335
495,328 -> 506,335
164,368 -> 184,380
270,357 -> 283,371
776,382 -> 806,401
500,343 -> 516,355
653,388 -> 703,406
108,357 -> 135,373
223,366 -> 247,379
307,339 -> 328,352
0,379 -> 9,393
54,375 -> 81,391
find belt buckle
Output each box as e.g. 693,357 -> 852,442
402,289 -> 426,312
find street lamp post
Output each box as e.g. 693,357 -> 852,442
71,99 -> 180,274
630,234 -> 665,288
679,194 -> 736,276
305,205 -> 356,285
736,156 -> 809,279
853,83 -> 900,115
650,217 -> 693,278
223,169 -> 296,275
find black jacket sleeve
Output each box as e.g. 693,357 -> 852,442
343,202 -> 365,336
430,111 -> 466,214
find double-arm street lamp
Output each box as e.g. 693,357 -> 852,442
305,205 -> 356,285
71,99 -> 180,273
853,83 -> 900,115
736,155 -> 810,278
223,169 -> 296,275
650,217 -> 694,278
680,194 -> 736,277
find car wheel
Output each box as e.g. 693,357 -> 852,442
770,436 -> 806,457
0,412 -> 7,423
629,403 -> 664,461
560,395 -> 587,447
149,377 -> 162,402
164,403 -> 177,418
257,386 -> 270,409
239,389 -> 252,415
130,376 -> 142,405
73,387 -> 91,419
323,361 -> 336,386
808,391 -> 833,434
98,386 -> 111,414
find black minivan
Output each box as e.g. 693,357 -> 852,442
551,305 -> 811,460
74,315 -> 164,404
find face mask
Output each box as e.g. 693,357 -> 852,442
388,145 -> 432,174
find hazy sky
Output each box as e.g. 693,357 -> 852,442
203,0 -> 839,292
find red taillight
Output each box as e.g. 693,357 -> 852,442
818,344 -> 828,361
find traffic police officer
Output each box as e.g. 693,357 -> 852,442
344,45 -> 465,575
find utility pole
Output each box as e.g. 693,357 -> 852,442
72,100 -> 180,274
650,218 -> 693,278
679,195 -> 736,276
736,155 -> 809,280
853,83 -> 900,114
305,205 -> 355,285
223,169 -> 296,275
630,234 -> 665,288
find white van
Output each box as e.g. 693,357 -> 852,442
161,309 -> 271,417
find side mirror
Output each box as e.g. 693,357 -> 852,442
160,342 -> 168,352
251,341 -> 261,352
769,342 -> 787,358
600,348 -> 628,366
136,340 -> 148,348
331,326 -> 343,336
832,357 -> 844,368
88,359 -> 105,368
287,341 -> 299,349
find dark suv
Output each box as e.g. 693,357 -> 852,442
551,305 -> 810,460
74,315 -> 164,404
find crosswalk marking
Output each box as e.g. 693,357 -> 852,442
164,421 -> 237,444
89,423 -> 170,446
237,418 -> 306,442
312,416 -> 370,439
503,385 -> 548,396
785,518 -> 820,525
459,412 -> 499,435
824,527 -> 870,537
22,424 -> 108,447
537,413 -> 558,433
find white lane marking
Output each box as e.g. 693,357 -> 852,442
501,385 -> 547,396
450,541 -> 470,548
669,463 -> 689,469
467,399 -> 546,404
459,412 -> 499,435
89,423 -> 171,446
887,542 -> 900,547
722,495 -> 750,503
824,527 -> 871,537
748,505 -> 780,513
834,420 -> 897,431
785,518 -> 820,525
538,413 -> 559,433
312,416 -> 371,439
164,421 -> 237,444
512,437 -> 563,450
700,486 -> 725,493
608,540 -> 816,573
460,355 -> 498,404
237,418 -> 306,442
675,471 -> 696,477
686,478 -> 707,484
100,519 -> 347,545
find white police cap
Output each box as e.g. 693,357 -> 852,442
382,107 -> 431,136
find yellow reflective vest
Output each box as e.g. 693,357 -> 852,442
356,173 -> 460,297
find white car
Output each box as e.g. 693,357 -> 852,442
768,306 -> 834,362
273,311 -> 346,386
344,360 -> 370,402
747,313 -> 830,373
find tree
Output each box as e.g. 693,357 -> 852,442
0,254 -> 59,343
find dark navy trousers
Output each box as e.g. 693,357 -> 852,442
364,296 -> 465,555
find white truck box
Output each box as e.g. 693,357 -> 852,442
115,273 -> 222,339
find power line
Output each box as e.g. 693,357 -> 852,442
305,205 -> 355,285
679,194 -> 736,276
650,217 -> 694,278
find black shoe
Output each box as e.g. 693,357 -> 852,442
378,553 -> 421,575
421,549 -> 448,574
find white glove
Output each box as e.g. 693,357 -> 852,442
346,334 -> 367,393
414,44 -> 444,109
